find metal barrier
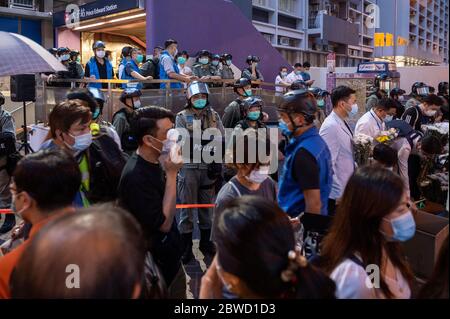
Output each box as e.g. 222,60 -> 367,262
35,78 -> 287,125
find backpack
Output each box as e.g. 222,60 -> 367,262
87,133 -> 127,203
0,132 -> 22,175
112,108 -> 139,153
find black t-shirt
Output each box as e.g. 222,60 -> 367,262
292,148 -> 320,191
85,58 -> 114,89
118,153 -> 182,285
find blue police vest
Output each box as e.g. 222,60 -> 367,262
87,57 -> 113,89
159,51 -> 182,89
278,126 -> 333,217
120,59 -> 142,89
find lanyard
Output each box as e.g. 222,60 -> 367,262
370,110 -> 383,130
343,120 -> 353,137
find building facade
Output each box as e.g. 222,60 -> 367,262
373,0 -> 448,66
251,0 -> 376,67
0,0 -> 53,48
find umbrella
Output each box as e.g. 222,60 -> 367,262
0,31 -> 66,77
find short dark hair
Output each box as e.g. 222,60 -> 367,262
423,94 -> 445,107
164,39 -> 178,49
375,98 -> 397,111
10,205 -> 147,298
421,135 -> 442,155
303,61 -> 311,68
132,106 -> 175,145
373,144 -> 398,167
331,86 -> 356,108
13,150 -> 81,212
66,88 -> 98,114
215,196 -> 336,299
294,63 -> 302,68
48,100 -> 91,138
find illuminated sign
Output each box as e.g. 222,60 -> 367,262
374,33 -> 409,47
358,63 -> 386,72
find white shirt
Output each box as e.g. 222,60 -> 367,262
390,137 -> 412,195
331,256 -> 411,299
355,109 -> 386,138
319,111 -> 355,200
275,75 -> 288,93
178,64 -> 192,76
285,71 -> 303,84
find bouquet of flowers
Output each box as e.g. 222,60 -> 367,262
375,128 -> 399,145
353,133 -> 373,166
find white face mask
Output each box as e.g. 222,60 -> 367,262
424,109 -> 437,117
96,50 -> 106,58
11,193 -> 28,220
385,115 -> 394,122
133,99 -> 142,109
398,96 -> 405,102
246,166 -> 270,184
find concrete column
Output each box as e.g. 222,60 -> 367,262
41,0 -> 54,48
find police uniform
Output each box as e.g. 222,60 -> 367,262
176,105 -> 224,235
220,65 -> 235,80
192,63 -> 221,87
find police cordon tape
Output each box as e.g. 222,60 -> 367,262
0,204 -> 216,215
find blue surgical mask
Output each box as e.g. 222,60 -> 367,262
136,54 -> 144,63
60,54 -> 71,62
295,70 -> 302,75
281,72 -> 288,77
177,57 -> 187,65
382,211 -> 416,242
68,132 -> 93,153
212,60 -> 219,66
279,120 -> 292,137
348,103 -> 358,118
193,99 -> 207,109
245,89 -> 252,97
317,100 -> 325,108
199,58 -> 209,65
92,107 -> 101,120
247,111 -> 261,121
226,60 -> 232,66
385,114 -> 394,122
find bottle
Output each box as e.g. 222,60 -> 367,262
163,128 -> 183,164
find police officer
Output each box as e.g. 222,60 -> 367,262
222,78 -> 253,128
0,92 -> 16,234
85,41 -> 114,89
405,82 -> 430,110
192,50 -> 221,86
234,97 -> 266,130
309,87 -> 329,126
120,48 -> 152,89
278,90 -> 333,217
47,47 -> 80,87
241,55 -> 264,86
289,79 -> 307,92
390,88 -> 407,119
112,88 -> 142,155
176,81 -> 224,264
69,50 -> 85,80
220,53 -> 234,80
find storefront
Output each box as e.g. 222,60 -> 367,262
53,0 -> 147,73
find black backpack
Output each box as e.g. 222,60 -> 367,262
112,108 -> 139,153
0,132 -> 22,176
87,133 -> 127,203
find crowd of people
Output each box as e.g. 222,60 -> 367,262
0,37 -> 449,300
